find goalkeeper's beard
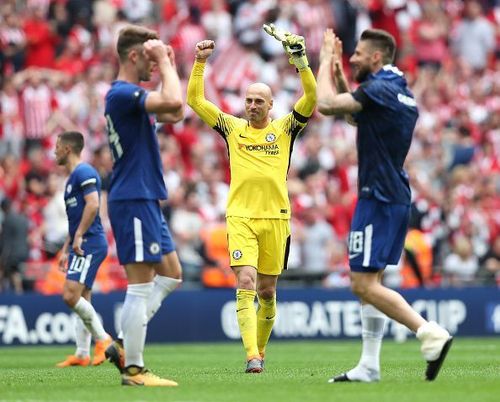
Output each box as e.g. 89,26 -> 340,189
246,106 -> 263,120
248,111 -> 264,124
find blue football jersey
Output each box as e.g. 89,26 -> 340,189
64,163 -> 106,243
104,81 -> 168,201
352,65 -> 419,205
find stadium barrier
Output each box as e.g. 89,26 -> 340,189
0,288 -> 499,346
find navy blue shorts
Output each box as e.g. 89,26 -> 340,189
66,238 -> 107,288
349,198 -> 409,272
108,200 -> 176,265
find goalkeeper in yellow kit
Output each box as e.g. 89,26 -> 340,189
187,25 -> 316,373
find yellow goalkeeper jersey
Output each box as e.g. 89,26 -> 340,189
187,61 -> 316,219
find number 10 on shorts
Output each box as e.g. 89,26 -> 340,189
68,254 -> 93,274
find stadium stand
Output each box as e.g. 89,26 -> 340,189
0,0 -> 498,293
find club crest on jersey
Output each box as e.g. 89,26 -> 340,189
66,184 -> 72,194
149,242 -> 160,255
232,250 -> 243,260
265,133 -> 276,142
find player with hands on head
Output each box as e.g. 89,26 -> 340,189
317,28 -> 452,383
187,28 -> 316,374
55,131 -> 112,368
104,25 -> 183,387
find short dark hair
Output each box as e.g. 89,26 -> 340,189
58,131 -> 84,155
117,25 -> 159,62
360,29 -> 396,64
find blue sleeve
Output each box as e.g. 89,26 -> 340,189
353,80 -> 392,110
113,83 -> 148,114
77,166 -> 99,196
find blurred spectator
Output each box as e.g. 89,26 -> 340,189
286,217 -> 304,271
195,161 -> 229,222
331,0 -> 358,56
48,0 -> 72,51
22,4 -> 58,69
66,0 -> 94,30
92,144 -> 113,191
199,221 -> 236,288
260,3 -> 299,61
53,36 -> 86,75
0,155 -> 23,201
322,241 -> 350,288
410,1 -> 449,69
367,0 -> 404,47
170,183 -> 205,281
297,204 -> 337,274
14,68 -> 57,153
295,0 -> 335,68
0,78 -> 23,158
448,126 -> 476,170
400,206 -> 434,288
0,197 -> 30,293
442,235 -> 480,286
122,0 -> 153,23
325,182 -> 356,242
42,172 -> 67,259
170,5 -> 206,85
234,0 -> 271,48
451,0 -> 495,71
201,0 -> 233,46
477,236 -> 500,285
0,6 -> 27,74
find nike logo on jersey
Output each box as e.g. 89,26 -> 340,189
236,308 -> 248,313
348,253 -> 361,259
239,134 -> 248,138
265,315 -> 275,320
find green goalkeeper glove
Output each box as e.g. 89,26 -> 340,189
263,23 -> 309,71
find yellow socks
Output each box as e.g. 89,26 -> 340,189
257,295 -> 276,358
236,289 -> 259,359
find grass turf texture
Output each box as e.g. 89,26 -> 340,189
1,338 -> 499,402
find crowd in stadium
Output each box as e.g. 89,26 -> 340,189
0,0 -> 499,293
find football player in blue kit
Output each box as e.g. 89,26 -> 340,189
55,131 -> 112,368
104,25 -> 184,386
317,29 -> 452,382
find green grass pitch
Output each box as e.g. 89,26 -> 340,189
1,338 -> 499,402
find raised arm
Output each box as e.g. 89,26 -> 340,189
330,33 -> 350,95
294,67 -> 317,118
186,40 -> 224,128
317,29 -> 362,116
263,24 -> 316,117
143,40 -> 184,123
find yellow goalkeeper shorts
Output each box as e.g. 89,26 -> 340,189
226,216 -> 291,275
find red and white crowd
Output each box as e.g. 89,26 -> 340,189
0,0 -> 499,293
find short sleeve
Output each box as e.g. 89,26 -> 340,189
77,166 -> 99,196
115,83 -> 147,114
353,80 -> 392,109
352,85 -> 373,109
